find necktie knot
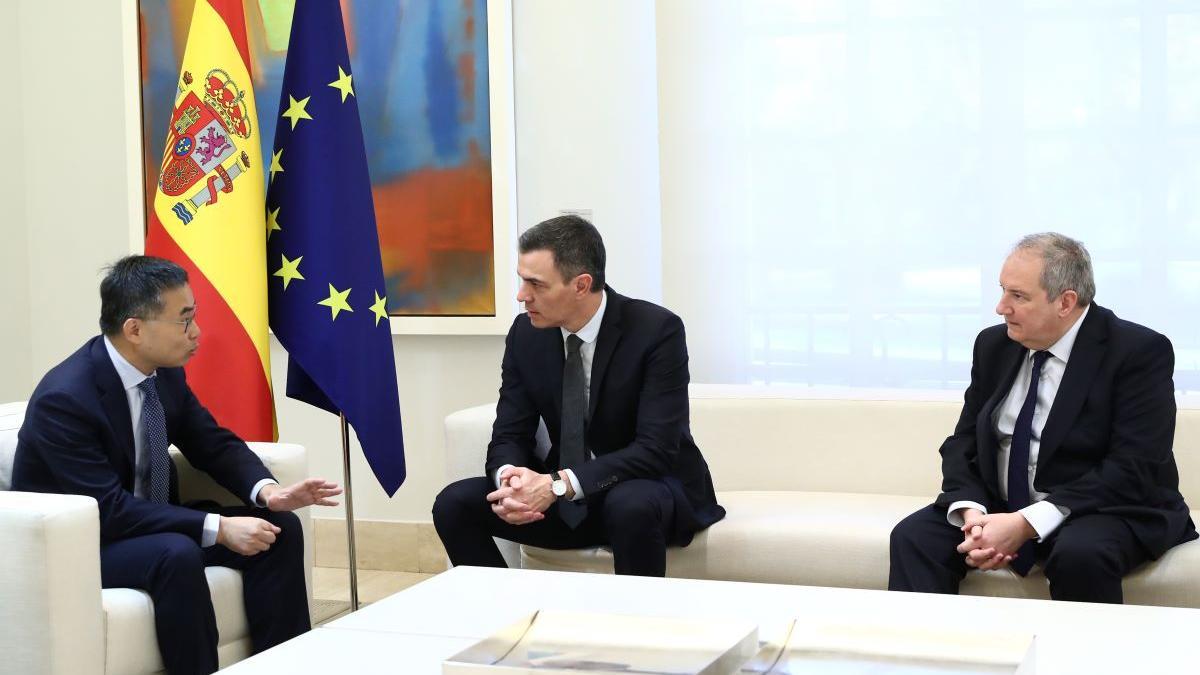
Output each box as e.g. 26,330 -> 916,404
566,334 -> 583,355
137,378 -> 158,398
1032,350 -> 1051,370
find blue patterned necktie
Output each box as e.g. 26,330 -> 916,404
1007,350 -> 1051,576
137,378 -> 171,503
558,334 -> 588,529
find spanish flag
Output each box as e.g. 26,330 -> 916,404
146,0 -> 275,441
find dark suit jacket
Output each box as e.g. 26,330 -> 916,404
12,336 -> 273,544
936,304 -> 1196,558
486,288 -> 725,544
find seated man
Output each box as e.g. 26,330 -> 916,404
889,233 -> 1196,603
434,215 -> 725,576
13,255 -> 341,675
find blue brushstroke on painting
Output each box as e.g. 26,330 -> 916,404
423,0 -> 461,161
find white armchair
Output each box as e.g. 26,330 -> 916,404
0,401 -> 314,674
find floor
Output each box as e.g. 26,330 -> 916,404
311,567 -> 436,624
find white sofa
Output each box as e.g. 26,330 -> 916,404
0,401 -> 315,675
444,385 -> 1200,608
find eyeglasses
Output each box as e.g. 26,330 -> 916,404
142,315 -> 196,333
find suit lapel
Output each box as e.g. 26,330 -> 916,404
588,288 -> 624,421
91,338 -> 137,476
976,340 -> 1025,490
1038,306 -> 1107,469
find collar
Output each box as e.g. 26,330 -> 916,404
102,335 -> 155,391
1036,303 -> 1090,364
561,290 -> 607,345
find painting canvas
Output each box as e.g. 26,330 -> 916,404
138,0 -> 496,317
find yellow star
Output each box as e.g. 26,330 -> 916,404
328,66 -> 355,103
281,94 -> 314,130
369,290 -> 389,326
317,283 -> 353,320
269,149 -> 284,183
266,207 -> 282,239
273,254 -> 304,290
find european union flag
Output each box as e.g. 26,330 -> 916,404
266,0 -> 405,495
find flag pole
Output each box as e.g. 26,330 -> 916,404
339,413 -> 360,611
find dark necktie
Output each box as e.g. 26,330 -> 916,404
1007,350 -> 1051,576
138,378 -> 171,503
558,334 -> 588,528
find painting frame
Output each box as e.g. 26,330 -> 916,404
123,0 -> 520,336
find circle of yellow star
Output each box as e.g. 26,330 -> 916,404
369,291 -> 389,326
318,283 -> 354,320
269,149 -> 284,183
273,254 -> 304,290
266,207 -> 282,239
281,94 -> 314,130
328,66 -> 355,103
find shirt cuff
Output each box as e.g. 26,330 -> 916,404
563,469 -> 585,501
250,479 -> 278,507
495,464 -> 515,489
1019,500 -> 1070,541
201,512 -> 220,548
946,501 -> 988,527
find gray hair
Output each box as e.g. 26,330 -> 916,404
1012,232 -> 1095,306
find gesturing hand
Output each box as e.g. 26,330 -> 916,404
261,478 -> 343,512
217,516 -> 280,556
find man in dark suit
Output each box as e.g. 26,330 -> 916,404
13,255 -> 341,675
889,233 -> 1196,603
433,215 -> 725,576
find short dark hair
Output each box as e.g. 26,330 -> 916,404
99,255 -> 189,336
518,215 -> 605,292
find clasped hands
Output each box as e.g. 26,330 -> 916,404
487,466 -> 558,525
218,478 -> 342,556
956,508 -> 1037,570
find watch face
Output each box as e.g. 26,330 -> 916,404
551,480 -> 566,496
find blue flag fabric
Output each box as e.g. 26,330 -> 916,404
266,0 -> 405,495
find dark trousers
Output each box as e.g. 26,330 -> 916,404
99,507 -> 310,675
888,504 -> 1149,603
433,476 -> 677,576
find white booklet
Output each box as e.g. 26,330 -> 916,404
740,619 -> 1036,674
443,609 -> 759,674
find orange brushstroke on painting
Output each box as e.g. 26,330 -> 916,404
373,141 -> 494,313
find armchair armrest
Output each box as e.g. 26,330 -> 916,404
173,442 -> 314,605
0,491 -> 104,675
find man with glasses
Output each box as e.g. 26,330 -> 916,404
12,255 -> 340,674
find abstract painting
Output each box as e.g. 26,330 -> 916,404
139,0 -> 496,317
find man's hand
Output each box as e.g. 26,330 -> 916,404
958,511 -> 1036,570
217,516 -> 280,556
486,466 -> 555,525
261,478 -> 342,512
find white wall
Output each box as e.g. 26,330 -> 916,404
14,0 -> 138,392
5,0 -> 664,523
512,0 -> 663,302
656,0 -> 751,382
0,1 -> 31,402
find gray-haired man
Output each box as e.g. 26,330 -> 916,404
889,233 -> 1195,603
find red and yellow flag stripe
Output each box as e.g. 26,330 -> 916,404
146,0 -> 274,440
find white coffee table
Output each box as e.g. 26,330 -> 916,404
220,566 -> 1200,673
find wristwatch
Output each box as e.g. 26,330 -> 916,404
550,471 -> 568,498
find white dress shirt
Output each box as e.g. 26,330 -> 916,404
947,304 -> 1089,540
496,291 -> 607,501
103,337 -> 275,547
